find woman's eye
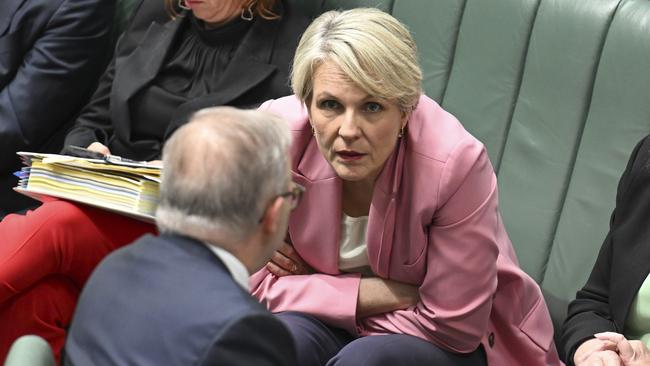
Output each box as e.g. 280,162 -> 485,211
319,100 -> 340,110
365,102 -> 382,113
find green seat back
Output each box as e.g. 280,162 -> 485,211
3,335 -> 55,366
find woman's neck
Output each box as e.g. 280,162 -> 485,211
342,179 -> 374,217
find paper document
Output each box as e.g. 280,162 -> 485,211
15,152 -> 161,222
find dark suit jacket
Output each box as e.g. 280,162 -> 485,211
0,0 -> 114,213
65,233 -> 297,366
63,0 -> 309,161
560,135 -> 650,365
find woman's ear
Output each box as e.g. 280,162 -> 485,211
400,111 -> 411,129
400,110 -> 410,131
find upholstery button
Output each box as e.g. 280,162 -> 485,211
488,332 -> 495,348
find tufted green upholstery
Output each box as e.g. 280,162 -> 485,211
286,0 -> 650,337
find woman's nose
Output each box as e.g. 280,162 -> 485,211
338,111 -> 361,139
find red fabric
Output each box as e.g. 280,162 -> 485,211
0,200 -> 156,363
0,276 -> 78,364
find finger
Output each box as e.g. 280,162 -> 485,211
575,339 -> 610,364
594,333 -> 637,363
595,332 -> 626,344
277,244 -> 311,274
270,250 -> 295,273
147,160 -> 163,167
584,352 -> 606,366
87,142 -> 111,155
584,354 -> 605,366
599,340 -> 619,352
266,261 -> 292,277
616,338 -> 636,363
278,243 -> 301,262
585,351 -> 623,366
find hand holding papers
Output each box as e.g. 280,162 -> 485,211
61,145 -> 154,168
14,152 -> 161,222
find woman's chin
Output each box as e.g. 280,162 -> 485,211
333,168 -> 368,182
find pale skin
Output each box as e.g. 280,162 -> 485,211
267,61 -> 420,319
85,0 -> 248,158
574,332 -> 650,366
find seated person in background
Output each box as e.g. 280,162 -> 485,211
561,135 -> 650,366
0,0 -> 114,216
250,8 -> 562,366
65,107 -> 299,366
0,0 -> 308,360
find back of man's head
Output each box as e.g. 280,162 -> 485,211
156,106 -> 291,242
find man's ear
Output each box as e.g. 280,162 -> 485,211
260,197 -> 284,234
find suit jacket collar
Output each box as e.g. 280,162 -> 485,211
159,232 -> 231,273
0,0 -> 24,36
111,15 -> 181,146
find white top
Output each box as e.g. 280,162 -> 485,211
203,243 -> 250,289
339,213 -> 371,274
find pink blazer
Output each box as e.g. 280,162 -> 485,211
251,95 -> 563,365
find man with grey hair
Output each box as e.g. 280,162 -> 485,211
64,107 -> 302,366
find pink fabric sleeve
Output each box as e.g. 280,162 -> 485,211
357,139 -> 500,353
250,268 -> 362,334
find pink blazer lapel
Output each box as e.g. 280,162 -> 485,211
366,139 -> 406,278
289,140 -> 342,274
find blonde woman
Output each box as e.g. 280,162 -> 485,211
251,8 -> 563,365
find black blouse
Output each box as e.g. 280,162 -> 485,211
129,14 -> 252,142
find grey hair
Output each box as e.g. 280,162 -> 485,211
291,8 -> 422,112
155,107 -> 291,241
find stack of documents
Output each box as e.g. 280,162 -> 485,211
14,152 -> 161,222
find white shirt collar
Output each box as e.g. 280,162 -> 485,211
203,243 -> 250,289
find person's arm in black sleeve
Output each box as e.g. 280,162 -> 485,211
0,0 -> 114,172
200,313 -> 297,366
560,135 -> 650,365
62,50 -> 116,150
64,0 -> 154,151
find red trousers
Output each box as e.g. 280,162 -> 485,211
0,200 -> 156,362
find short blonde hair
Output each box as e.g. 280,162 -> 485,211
291,8 -> 422,112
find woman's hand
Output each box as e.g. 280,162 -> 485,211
147,160 -> 163,167
357,277 -> 420,319
594,332 -> 650,366
266,242 -> 313,277
574,338 -> 619,365
87,142 -> 111,156
581,350 -> 624,366
574,333 -> 650,366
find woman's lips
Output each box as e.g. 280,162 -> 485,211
336,150 -> 365,161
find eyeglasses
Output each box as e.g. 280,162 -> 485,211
277,184 -> 305,210
258,184 -> 305,224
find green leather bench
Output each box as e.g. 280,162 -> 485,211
285,0 -> 650,340
111,0 -> 650,341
